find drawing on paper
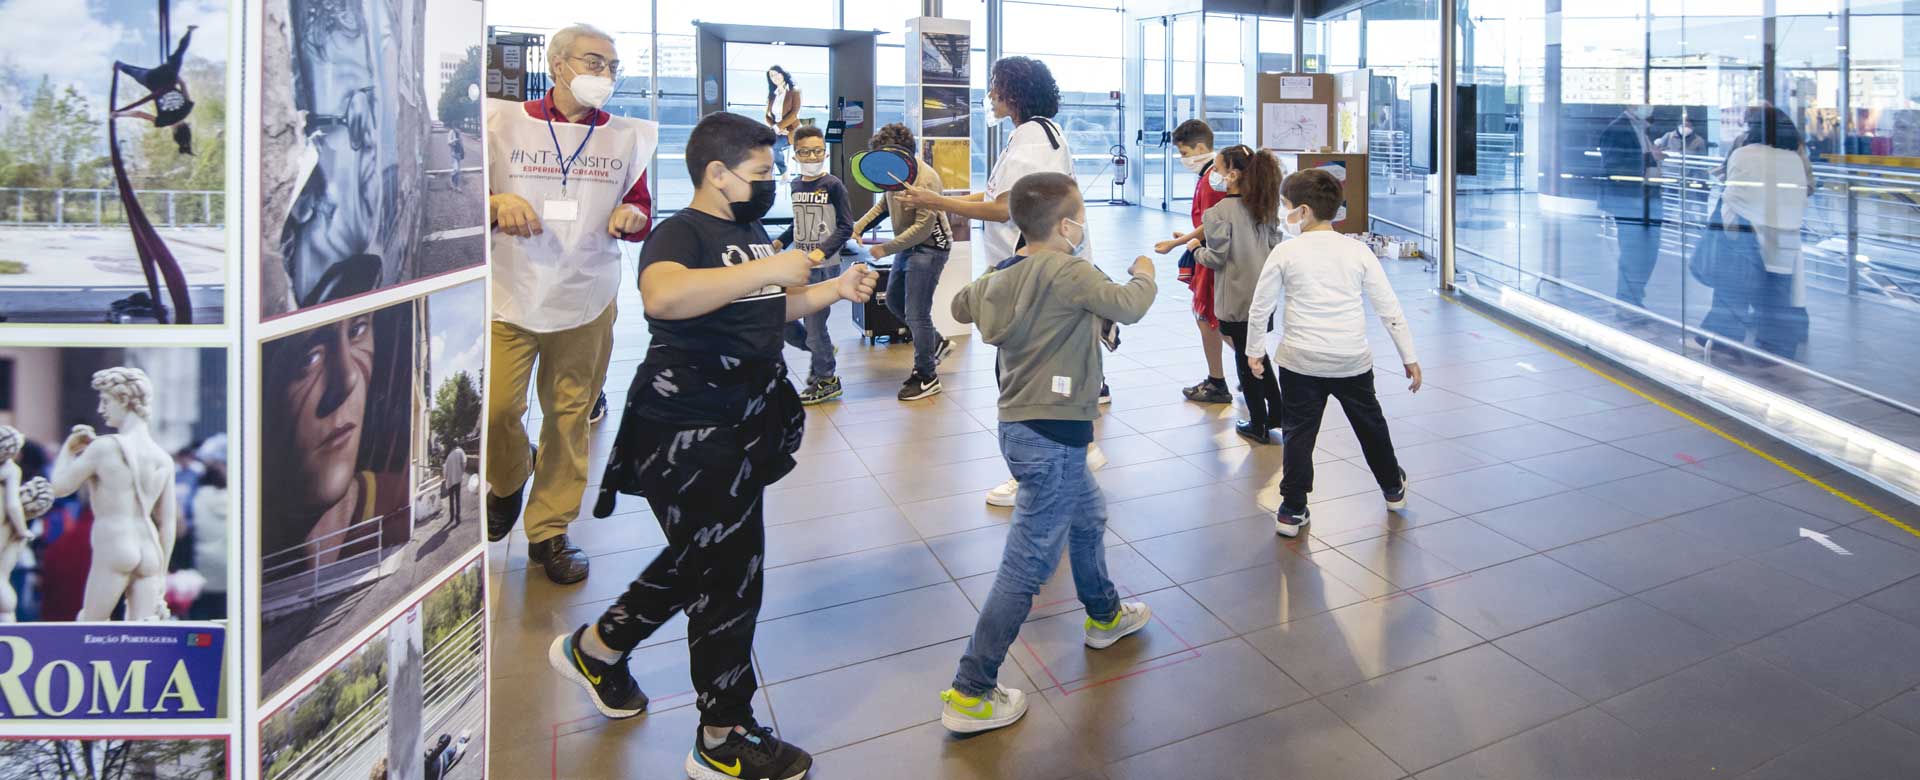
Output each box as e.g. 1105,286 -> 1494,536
1262,103 -> 1328,151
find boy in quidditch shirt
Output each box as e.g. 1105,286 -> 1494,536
549,111 -> 877,780
935,172 -> 1157,734
773,124 -> 856,405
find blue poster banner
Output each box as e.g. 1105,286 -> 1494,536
0,622 -> 225,721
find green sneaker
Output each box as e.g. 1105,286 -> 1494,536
938,686 -> 1028,734
1084,601 -> 1152,649
799,376 -> 843,405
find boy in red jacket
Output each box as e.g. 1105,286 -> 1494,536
1154,119 -> 1232,404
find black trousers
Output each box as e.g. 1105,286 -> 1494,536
1277,367 -> 1402,510
595,486 -> 767,728
1217,320 -> 1284,431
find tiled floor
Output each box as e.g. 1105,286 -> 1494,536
487,206 -> 1920,779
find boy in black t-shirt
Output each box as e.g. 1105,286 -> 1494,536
773,125 -> 856,404
550,111 -> 877,780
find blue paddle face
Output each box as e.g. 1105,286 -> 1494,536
857,147 -> 916,191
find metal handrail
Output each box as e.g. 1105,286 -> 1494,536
0,186 -> 224,227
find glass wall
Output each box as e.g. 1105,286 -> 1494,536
1449,0 -> 1920,495
1004,0 -> 1128,197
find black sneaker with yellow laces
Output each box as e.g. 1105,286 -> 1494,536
548,625 -> 648,719
686,721 -> 813,780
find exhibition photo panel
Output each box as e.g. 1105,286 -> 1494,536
256,0 -> 486,320
0,736 -> 231,780
258,556 -> 484,780
0,0 -> 232,325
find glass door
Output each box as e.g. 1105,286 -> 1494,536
1169,13 -> 1202,215
1138,17 -> 1169,210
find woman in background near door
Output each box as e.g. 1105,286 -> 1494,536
765,66 -> 801,177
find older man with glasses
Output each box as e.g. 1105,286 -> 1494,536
484,23 -> 657,584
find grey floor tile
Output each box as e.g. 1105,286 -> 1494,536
1044,638 -> 1310,760
1511,443 -> 1668,489
1109,700 -> 1404,780
1416,463 -> 1570,516
1388,439 -> 1501,479
1663,494 -> 1836,557
1181,553 -> 1372,634
1296,488 -> 1457,547
1415,707 -> 1664,780
1743,714 -> 1920,780
1131,515 -> 1309,584
1611,425 -> 1743,467
926,524 -> 1018,579
754,583 -> 978,683
1397,517 -> 1536,572
1103,483 -> 1264,543
1552,404 -> 1692,442
1469,491 -> 1650,551
1863,575 -> 1920,629
1092,457 -> 1218,503
1639,559 -> 1848,644
1600,652 -> 1861,777
762,505 -> 922,568
880,454 -> 1015,505
1334,533 -> 1468,589
1877,687 -> 1920,735
1451,422 -> 1598,462
1494,598 -> 1730,701
899,491 -> 1011,539
1742,603 -> 1920,708
1546,521 -> 1744,594
1245,595 -> 1483,695
1401,405 -> 1534,439
1412,555 -> 1623,639
1009,586 -> 1232,689
808,694 -> 1102,780
1678,449 -> 1806,492
1759,481 -> 1877,524
1853,516 -> 1920,553
761,541 -> 951,621
1321,643 -> 1585,772
1750,525 -> 1920,598
766,638 -> 1031,754
1582,468 -> 1750,520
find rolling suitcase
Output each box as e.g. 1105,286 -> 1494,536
854,261 -> 912,344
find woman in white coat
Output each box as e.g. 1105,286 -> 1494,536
1699,105 -> 1812,358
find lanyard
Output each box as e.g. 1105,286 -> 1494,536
544,99 -> 597,196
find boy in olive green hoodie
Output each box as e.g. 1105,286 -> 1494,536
936,172 -> 1158,734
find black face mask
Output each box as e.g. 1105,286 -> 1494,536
726,169 -> 778,224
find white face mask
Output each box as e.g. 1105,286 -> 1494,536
1207,170 -> 1229,192
1677,126 -> 1693,137
1179,152 -> 1213,174
566,64 -> 615,110
1281,205 -> 1305,238
1062,216 -> 1087,256
798,160 -> 826,176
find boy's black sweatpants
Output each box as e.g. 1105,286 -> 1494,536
595,487 -> 767,728
1218,320 -> 1284,432
1276,366 -> 1402,510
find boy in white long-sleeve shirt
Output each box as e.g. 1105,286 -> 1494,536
1246,168 -> 1423,537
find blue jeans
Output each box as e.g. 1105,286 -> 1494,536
801,263 -> 839,380
952,422 -> 1121,697
772,135 -> 790,176
884,245 -> 951,376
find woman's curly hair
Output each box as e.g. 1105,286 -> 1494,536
990,56 -> 1060,122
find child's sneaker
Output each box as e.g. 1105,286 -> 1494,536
933,338 -> 956,365
1183,377 -> 1232,404
939,686 -> 1029,734
1384,468 -> 1409,511
1084,602 -> 1153,649
686,721 -> 812,780
799,376 -> 843,405
548,626 -> 649,719
1276,505 -> 1311,538
898,371 -> 942,401
985,478 -> 1019,507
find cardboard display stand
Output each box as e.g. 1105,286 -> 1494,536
1256,73 -> 1337,153
1275,152 -> 1372,235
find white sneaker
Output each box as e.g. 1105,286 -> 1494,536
985,478 -> 1019,507
1087,443 -> 1109,472
939,686 -> 1029,734
1084,601 -> 1152,649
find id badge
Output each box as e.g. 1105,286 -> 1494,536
543,199 -> 580,222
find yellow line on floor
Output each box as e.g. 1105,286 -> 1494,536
1444,295 -> 1920,539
